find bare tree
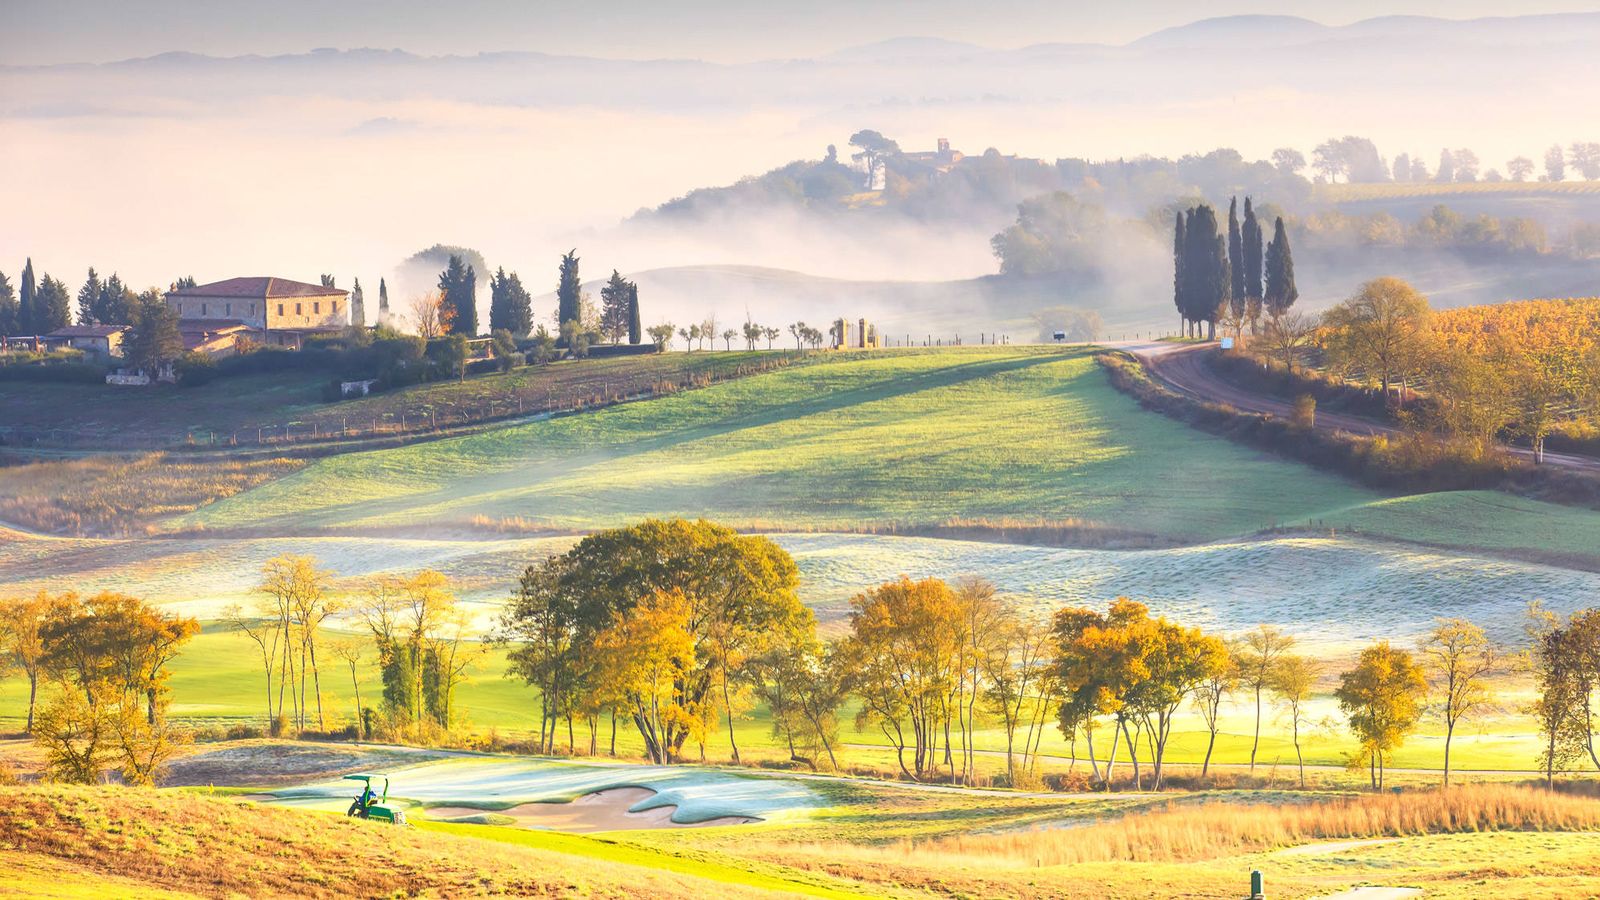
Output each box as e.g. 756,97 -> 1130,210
409,291 -> 448,339
1419,618 -> 1498,788
1236,625 -> 1295,773
1263,311 -> 1316,373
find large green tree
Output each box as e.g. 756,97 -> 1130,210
0,270 -> 17,336
1264,216 -> 1298,318
76,268 -> 103,326
437,255 -> 477,335
1180,205 -> 1227,339
599,270 -> 631,344
488,267 -> 533,338
125,290 -> 183,376
1227,198 -> 1245,322
34,274 -> 72,333
19,258 -> 37,334
1241,198 -> 1264,332
627,282 -> 641,345
499,519 -> 809,764
555,249 -> 581,342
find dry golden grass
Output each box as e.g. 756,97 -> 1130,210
0,453 -> 303,536
907,785 -> 1600,866
0,785 -> 777,899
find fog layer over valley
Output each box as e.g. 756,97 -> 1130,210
6,13 -> 1600,334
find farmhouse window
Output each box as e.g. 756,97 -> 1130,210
201,303 -> 207,316
277,304 -> 284,316
296,303 -> 302,315
314,301 -> 321,314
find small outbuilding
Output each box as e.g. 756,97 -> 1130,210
44,324 -> 131,360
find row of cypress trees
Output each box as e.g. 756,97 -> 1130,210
0,259 -> 73,337
1173,198 -> 1297,338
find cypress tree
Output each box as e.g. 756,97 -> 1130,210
507,271 -> 532,338
1242,198 -> 1264,332
378,278 -> 390,325
351,278 -> 365,326
1264,217 -> 1299,318
555,250 -> 581,344
0,271 -> 15,336
1227,198 -> 1245,321
1172,213 -> 1186,334
99,273 -> 133,326
77,268 -> 103,325
35,274 -> 72,333
1182,205 -> 1225,339
626,282 -> 641,345
488,266 -> 512,334
438,255 -> 477,335
599,269 -> 631,343
20,258 -> 36,334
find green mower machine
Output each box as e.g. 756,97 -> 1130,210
344,774 -> 408,825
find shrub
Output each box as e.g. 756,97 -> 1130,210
177,351 -> 218,386
1291,394 -> 1316,429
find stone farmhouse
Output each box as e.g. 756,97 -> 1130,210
165,276 -> 349,352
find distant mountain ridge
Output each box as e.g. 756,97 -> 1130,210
10,11 -> 1600,70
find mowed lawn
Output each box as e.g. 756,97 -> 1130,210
177,347 -> 1385,541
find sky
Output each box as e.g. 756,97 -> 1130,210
4,0 -> 1600,64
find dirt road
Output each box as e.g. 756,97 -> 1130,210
1124,342 -> 1600,475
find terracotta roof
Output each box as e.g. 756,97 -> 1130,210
47,325 -> 130,338
167,277 -> 346,299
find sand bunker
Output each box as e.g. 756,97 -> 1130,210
427,786 -> 759,832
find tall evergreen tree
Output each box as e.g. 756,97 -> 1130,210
350,278 -> 365,326
1227,197 -> 1245,321
438,255 -> 477,335
95,273 -> 133,326
1264,217 -> 1299,318
34,274 -> 72,333
507,271 -> 532,338
378,277 -> 390,325
320,274 -> 337,288
76,268 -> 103,325
626,282 -> 641,345
126,289 -> 183,376
555,250 -> 581,338
488,267 -> 512,334
599,269 -> 631,343
173,275 -> 197,290
1172,213 -> 1186,334
0,270 -> 16,336
1181,205 -> 1225,338
19,258 -> 35,334
486,268 -> 533,337
1242,198 -> 1265,334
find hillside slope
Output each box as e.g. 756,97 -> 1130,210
176,347 -> 1382,541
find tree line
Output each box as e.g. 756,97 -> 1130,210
491,518 -> 1509,791
15,524 -> 1600,793
1173,197 -> 1298,340
1289,285 -> 1600,463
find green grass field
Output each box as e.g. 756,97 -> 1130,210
175,347 -> 1382,539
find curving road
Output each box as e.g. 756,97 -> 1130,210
1119,341 -> 1600,475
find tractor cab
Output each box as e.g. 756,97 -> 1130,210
343,773 -> 407,825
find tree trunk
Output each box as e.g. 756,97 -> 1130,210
1201,725 -> 1218,778
1443,720 -> 1454,788
722,663 -> 740,764
1250,686 -> 1263,772
26,674 -> 38,733
350,665 -> 364,741
610,709 -> 617,756
1102,720 -> 1121,791
1294,716 -> 1305,789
